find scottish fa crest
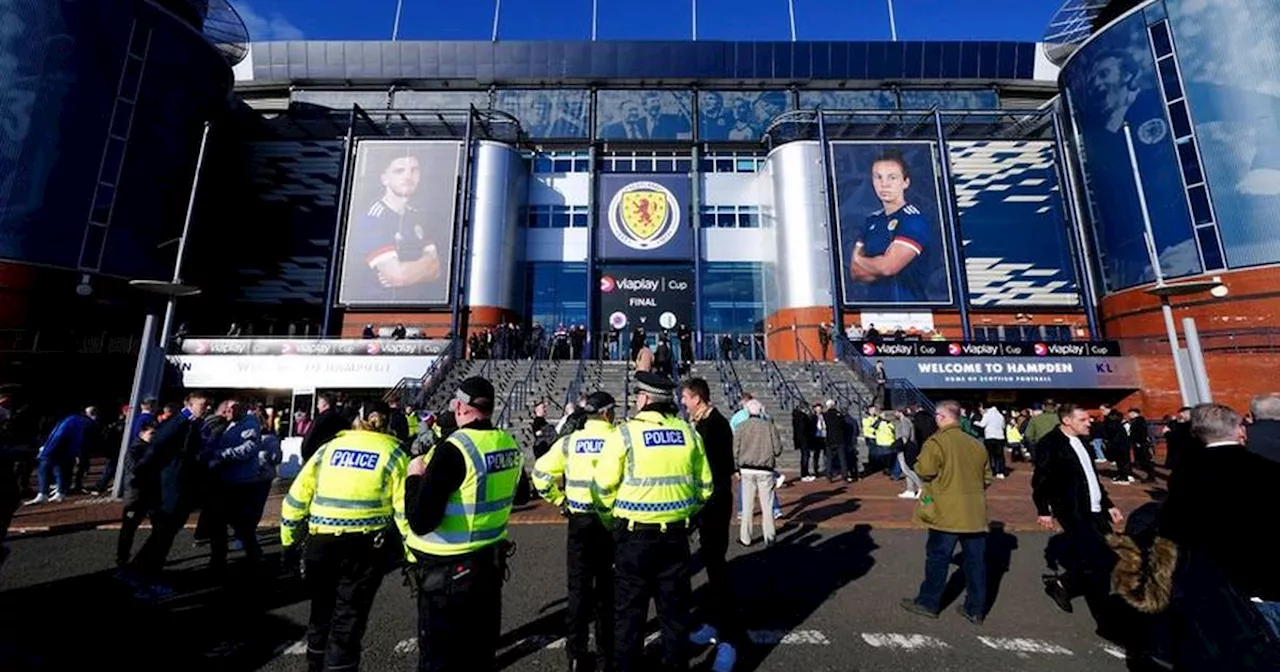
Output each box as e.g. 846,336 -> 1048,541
608,181 -> 680,251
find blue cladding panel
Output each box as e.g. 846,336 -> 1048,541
250,40 -> 1039,82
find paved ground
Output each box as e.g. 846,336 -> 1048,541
0,522 -> 1153,672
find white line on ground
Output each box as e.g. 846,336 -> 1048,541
281,640 -> 307,655
748,629 -> 830,645
861,633 -> 951,650
978,636 -> 1074,655
393,638 -> 418,654
1101,644 -> 1127,659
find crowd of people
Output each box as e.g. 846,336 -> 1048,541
3,373 -> 1280,670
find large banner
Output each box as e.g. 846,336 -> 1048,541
1063,10 -> 1199,290
1166,0 -> 1280,270
950,140 -> 1081,307
597,174 -> 693,261
875,356 -> 1137,390
337,140 -> 462,306
597,266 -> 695,335
831,142 -> 953,306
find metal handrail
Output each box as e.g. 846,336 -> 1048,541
794,337 -> 866,411
835,338 -> 934,414
495,353 -> 545,430
384,337 -> 460,406
564,349 -> 589,406
712,350 -> 744,408
759,358 -> 807,411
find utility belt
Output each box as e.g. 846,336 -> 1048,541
403,540 -> 515,598
613,518 -> 691,534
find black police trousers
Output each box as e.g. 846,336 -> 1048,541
412,544 -> 505,672
613,521 -> 693,672
566,513 -> 614,664
305,531 -> 388,672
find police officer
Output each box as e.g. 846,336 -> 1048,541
532,391 -> 618,672
400,376 -> 522,672
280,400 -> 409,672
595,372 -> 713,672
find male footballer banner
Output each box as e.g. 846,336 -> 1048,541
831,142 -> 954,306
337,140 -> 463,306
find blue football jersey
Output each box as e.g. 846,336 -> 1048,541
854,203 -> 933,302
344,198 -> 437,302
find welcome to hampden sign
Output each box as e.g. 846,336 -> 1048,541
855,340 -> 1136,390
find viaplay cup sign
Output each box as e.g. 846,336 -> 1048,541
855,340 -> 1136,389
597,174 -> 693,261
597,268 -> 695,334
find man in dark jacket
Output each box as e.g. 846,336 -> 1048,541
1163,406 -> 1195,472
1032,404 -> 1124,631
823,401 -> 852,482
911,403 -> 938,446
1247,394 -> 1280,465
1101,406 -> 1134,485
1126,409 -> 1156,483
682,377 -> 740,668
792,405 -> 816,481
300,394 -> 350,462
130,391 -> 210,593
1159,403 -> 1280,664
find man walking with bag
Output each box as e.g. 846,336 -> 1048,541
901,400 -> 993,624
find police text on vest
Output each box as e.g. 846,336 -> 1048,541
330,449 -> 380,470
641,429 -> 685,447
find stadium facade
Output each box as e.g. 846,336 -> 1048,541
3,0 -> 1280,412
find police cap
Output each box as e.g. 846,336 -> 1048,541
583,391 -> 616,414
455,376 -> 496,413
633,372 -> 675,400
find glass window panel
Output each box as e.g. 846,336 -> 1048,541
571,212 -> 588,228
1177,140 -> 1203,185
294,90 -> 389,110
493,89 -> 589,138
715,159 -> 733,173
675,159 -> 692,173
1196,227 -> 1225,270
899,89 -> 999,110
389,90 -> 488,110
596,90 -> 693,140
698,90 -> 792,142
716,213 -> 736,228
1149,22 -> 1173,58
1168,99 -> 1193,139
798,90 -> 897,110
573,158 -> 590,172
552,158 -> 573,172
1145,1 -> 1168,23
527,263 -> 588,328
533,155 -> 554,173
551,208 -> 571,228
1187,184 -> 1214,224
700,212 -> 717,229
1157,58 -> 1182,101
699,158 -> 714,172
739,212 -> 759,228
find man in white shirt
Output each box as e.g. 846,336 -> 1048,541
1031,404 -> 1124,626
974,404 -> 1008,479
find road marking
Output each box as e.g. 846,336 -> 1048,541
1101,644 -> 1127,659
861,633 -> 951,650
281,641 -> 307,655
393,638 -> 418,654
749,630 -> 830,645
978,637 -> 1073,655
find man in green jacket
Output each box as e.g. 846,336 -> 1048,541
1024,401 -> 1061,460
901,400 -> 993,624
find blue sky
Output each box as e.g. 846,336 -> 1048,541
231,0 -> 1064,43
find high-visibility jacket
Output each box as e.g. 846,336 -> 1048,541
280,430 -> 409,547
874,418 -> 896,448
594,410 -> 713,525
402,427 -> 523,557
1006,422 -> 1023,445
407,413 -> 420,438
532,418 -> 615,520
862,415 -> 877,439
